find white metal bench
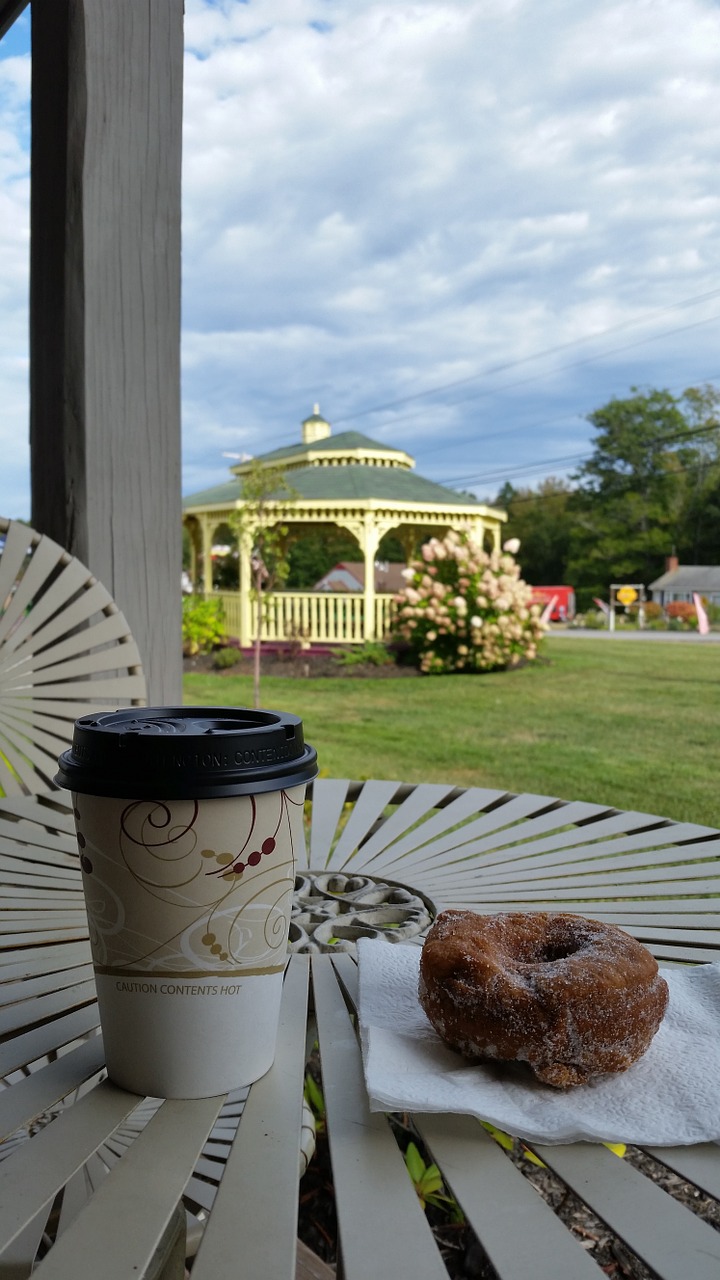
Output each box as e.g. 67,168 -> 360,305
1,778 -> 720,1278
0,515 -> 146,797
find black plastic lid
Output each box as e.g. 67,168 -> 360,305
55,706 -> 318,799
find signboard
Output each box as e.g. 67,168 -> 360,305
608,583 -> 645,631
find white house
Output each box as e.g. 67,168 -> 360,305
648,556 -> 720,607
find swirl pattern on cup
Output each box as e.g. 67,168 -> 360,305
73,787 -> 305,977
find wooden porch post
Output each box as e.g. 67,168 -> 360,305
29,0 -> 184,704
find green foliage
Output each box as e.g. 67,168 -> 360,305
574,609 -> 606,630
393,530 -> 545,674
497,477 -> 574,586
304,1070 -> 326,1135
182,595 -> 226,656
404,1142 -> 464,1220
377,530 -> 409,562
494,383 -> 720,605
286,528 -> 361,588
331,642 -> 394,667
567,383 -> 720,594
285,528 -> 410,589
211,645 -> 241,669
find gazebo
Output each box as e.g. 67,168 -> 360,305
183,407 -> 506,647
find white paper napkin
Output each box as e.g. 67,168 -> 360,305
357,938 -> 720,1145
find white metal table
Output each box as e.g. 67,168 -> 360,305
1,779 -> 720,1278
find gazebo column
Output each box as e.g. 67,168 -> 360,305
360,518 -> 381,642
238,526 -> 254,649
184,519 -> 200,588
201,519 -> 214,596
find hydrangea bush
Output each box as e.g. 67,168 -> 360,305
392,531 -> 546,674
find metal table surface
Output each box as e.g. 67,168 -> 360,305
1,778 -> 720,1279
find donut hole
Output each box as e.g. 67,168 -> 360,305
540,940 -> 580,963
513,936 -> 582,965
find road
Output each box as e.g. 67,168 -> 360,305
548,627 -> 720,643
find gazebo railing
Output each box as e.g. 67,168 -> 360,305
208,590 -> 396,645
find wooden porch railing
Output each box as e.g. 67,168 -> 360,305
209,591 -> 396,646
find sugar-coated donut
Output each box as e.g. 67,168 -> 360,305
419,910 -> 669,1088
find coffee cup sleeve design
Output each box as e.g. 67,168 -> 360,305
74,787 -> 305,978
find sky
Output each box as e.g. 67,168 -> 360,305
1,0 -> 720,519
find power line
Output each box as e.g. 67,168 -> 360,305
330,286 -> 720,426
225,290 -> 720,460
415,373 -> 720,479
441,418 -> 720,490
406,312 -> 720,459
501,451 -> 720,510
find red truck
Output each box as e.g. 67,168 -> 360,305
529,586 -> 576,622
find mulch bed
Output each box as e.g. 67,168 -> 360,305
183,649 -> 421,679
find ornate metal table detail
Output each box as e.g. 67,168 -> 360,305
289,872 -> 435,952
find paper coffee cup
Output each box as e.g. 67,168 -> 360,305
56,706 -> 317,1098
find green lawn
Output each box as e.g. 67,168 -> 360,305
183,637 -> 720,827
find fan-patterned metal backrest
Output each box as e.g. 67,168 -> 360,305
0,517 -> 146,796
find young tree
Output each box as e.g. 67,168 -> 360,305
232,461 -> 297,708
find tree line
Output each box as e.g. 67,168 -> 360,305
496,384 -> 720,610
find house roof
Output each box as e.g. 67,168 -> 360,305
648,565 -> 720,592
184,463 -> 481,510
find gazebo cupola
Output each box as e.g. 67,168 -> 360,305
301,405 -> 332,445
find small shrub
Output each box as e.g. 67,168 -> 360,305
212,645 -> 241,670
332,642 -> 394,668
642,600 -> 664,622
391,532 -> 545,674
182,595 -> 226,656
665,601 -> 696,625
576,610 -> 606,630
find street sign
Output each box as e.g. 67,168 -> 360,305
616,586 -> 638,606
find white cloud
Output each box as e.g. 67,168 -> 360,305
2,0 -> 720,516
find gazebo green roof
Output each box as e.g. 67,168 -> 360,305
184,464 -> 477,510
254,429 -> 410,467
183,480 -> 239,509
183,417 -> 484,510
